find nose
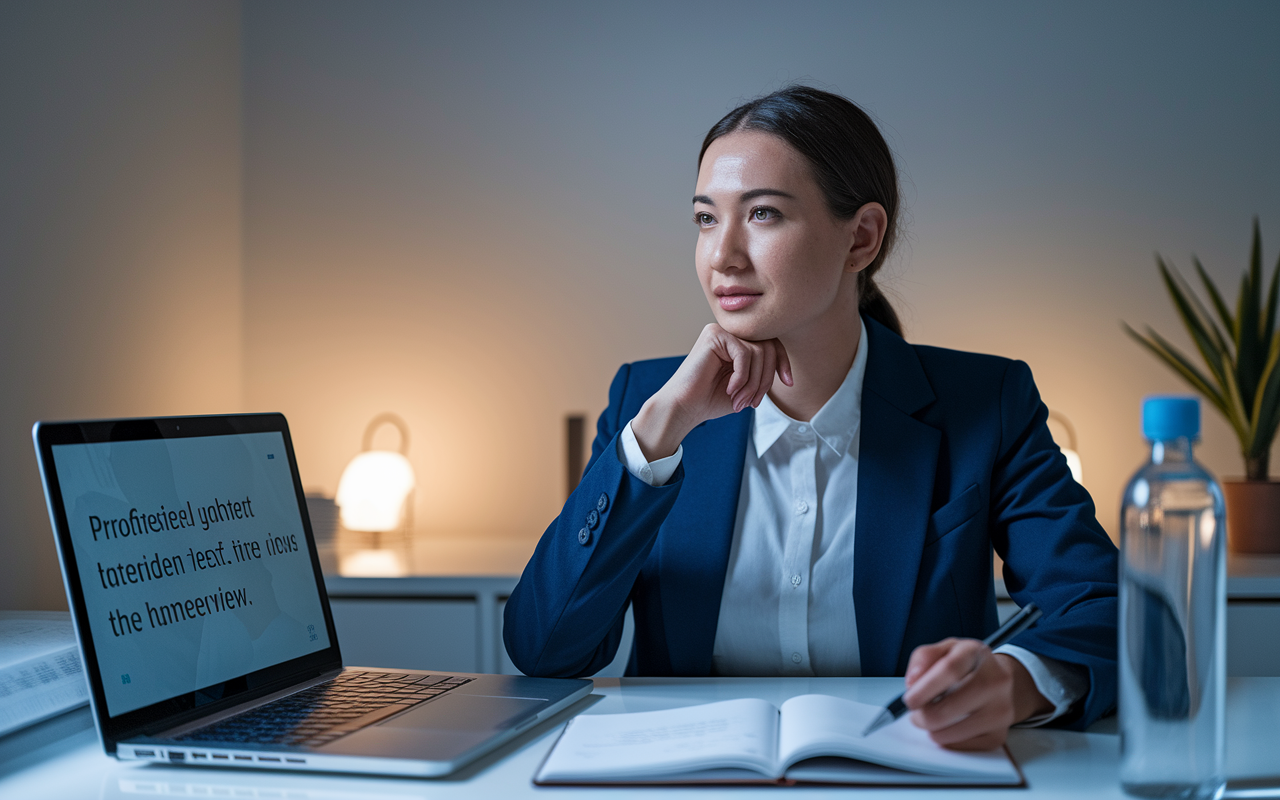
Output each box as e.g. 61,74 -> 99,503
705,217 -> 748,274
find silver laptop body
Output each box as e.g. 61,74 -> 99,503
33,413 -> 591,777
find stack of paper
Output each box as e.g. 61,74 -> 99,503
0,611 -> 89,737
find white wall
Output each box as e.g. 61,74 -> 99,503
0,2 -> 243,610
241,1 -> 1279,545
3,2 -> 1278,610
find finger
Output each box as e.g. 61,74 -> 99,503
737,344 -> 764,411
921,702 -> 1010,749
904,639 -> 957,687
753,346 -> 777,408
910,661 -> 1001,731
902,640 -> 989,709
723,338 -> 751,398
732,340 -> 757,412
773,339 -> 794,387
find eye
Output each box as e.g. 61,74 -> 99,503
750,206 -> 779,222
693,211 -> 716,227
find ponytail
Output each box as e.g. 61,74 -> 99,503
857,272 -> 903,337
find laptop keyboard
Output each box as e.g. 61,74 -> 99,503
176,671 -> 473,749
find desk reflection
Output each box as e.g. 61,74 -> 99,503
106,768 -> 435,800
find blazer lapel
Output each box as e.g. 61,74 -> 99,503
658,409 -> 752,675
855,319 -> 941,676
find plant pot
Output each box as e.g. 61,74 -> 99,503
1222,480 -> 1280,554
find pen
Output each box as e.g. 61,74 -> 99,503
860,602 -> 1042,737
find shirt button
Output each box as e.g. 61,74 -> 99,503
791,652 -> 802,664
795,500 -> 809,514
797,425 -> 808,434
791,574 -> 802,587
586,509 -> 599,529
596,493 -> 609,512
578,528 -> 590,545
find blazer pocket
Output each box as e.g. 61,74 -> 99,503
925,483 -> 982,546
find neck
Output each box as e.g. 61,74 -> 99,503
767,303 -> 862,422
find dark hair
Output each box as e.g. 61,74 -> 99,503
699,86 -> 903,337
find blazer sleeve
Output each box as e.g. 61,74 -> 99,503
503,363 -> 684,677
990,360 -> 1119,730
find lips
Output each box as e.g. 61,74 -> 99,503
714,287 -> 762,312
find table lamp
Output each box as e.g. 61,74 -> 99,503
335,413 -> 415,577
1047,410 -> 1083,484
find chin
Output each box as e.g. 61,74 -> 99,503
713,312 -> 777,343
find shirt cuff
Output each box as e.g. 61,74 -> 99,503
994,644 -> 1089,727
618,419 -> 683,487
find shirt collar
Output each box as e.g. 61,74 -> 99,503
753,317 -> 869,458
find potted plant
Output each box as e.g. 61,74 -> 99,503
1125,218 -> 1280,554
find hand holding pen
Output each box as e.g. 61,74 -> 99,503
862,604 -> 1049,751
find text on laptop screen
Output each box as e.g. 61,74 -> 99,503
52,432 -> 331,717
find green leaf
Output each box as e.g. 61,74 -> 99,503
1244,330 -> 1280,455
1170,257 -> 1231,356
1141,324 -> 1251,448
1158,258 -> 1230,388
1236,250 -> 1263,420
1194,255 -> 1238,349
1124,323 -> 1229,413
1263,249 -> 1280,349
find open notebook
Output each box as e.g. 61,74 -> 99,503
535,694 -> 1025,787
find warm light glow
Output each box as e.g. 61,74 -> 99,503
335,450 -> 415,532
340,548 -> 407,577
1063,448 -> 1083,484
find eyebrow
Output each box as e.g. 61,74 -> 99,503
692,188 -> 795,206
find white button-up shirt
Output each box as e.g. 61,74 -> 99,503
616,319 -> 1085,722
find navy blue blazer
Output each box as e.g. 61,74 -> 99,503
505,317 -> 1119,729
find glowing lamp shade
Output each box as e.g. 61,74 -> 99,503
1047,410 -> 1083,485
336,450 -> 415,532
1062,449 -> 1083,484
335,413 -> 416,578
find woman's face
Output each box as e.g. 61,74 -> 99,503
693,131 -> 867,344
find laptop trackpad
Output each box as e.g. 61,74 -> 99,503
383,693 -> 544,731
327,694 -> 545,761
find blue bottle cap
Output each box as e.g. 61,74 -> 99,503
1142,396 -> 1200,441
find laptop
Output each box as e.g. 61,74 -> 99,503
32,413 -> 592,777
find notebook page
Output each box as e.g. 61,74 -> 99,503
778,694 -> 1018,780
537,698 -> 780,782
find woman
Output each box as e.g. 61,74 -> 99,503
504,86 -> 1118,750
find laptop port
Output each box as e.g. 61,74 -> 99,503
168,752 -> 185,761
191,752 -> 207,759
234,755 -> 252,761
133,749 -> 154,758
258,756 -> 281,763
212,754 -> 229,760
286,758 -> 305,764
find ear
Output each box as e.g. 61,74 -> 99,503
843,202 -> 888,274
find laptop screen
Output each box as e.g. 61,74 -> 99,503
50,430 -> 332,718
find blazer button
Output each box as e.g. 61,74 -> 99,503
596,493 -> 609,513
586,509 -> 599,529
578,527 -> 591,545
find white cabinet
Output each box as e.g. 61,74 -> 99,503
324,576 -> 632,677
329,563 -> 1280,679
329,598 -> 478,673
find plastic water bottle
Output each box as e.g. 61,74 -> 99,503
1119,397 -> 1226,799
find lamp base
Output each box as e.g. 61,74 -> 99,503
340,548 -> 407,577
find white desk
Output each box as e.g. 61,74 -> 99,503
2,678 -> 1278,799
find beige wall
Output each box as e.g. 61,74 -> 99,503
242,2 -> 1280,548
0,2 -> 243,610
3,2 -> 1279,610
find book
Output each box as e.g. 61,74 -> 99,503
0,611 -> 90,737
535,694 -> 1024,787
